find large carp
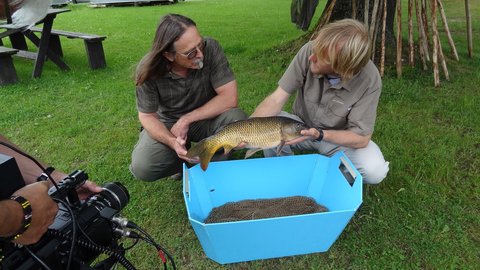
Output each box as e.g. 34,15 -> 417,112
186,116 -> 309,171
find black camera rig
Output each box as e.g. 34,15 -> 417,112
0,143 -> 176,270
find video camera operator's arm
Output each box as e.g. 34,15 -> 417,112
0,135 -> 102,199
0,182 -> 57,245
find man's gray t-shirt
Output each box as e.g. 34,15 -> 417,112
135,37 -> 235,123
279,41 -> 382,136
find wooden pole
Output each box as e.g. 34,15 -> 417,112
422,0 -> 430,45
364,0 -> 370,26
414,0 -> 427,70
369,0 -> 380,42
465,0 -> 473,57
380,0 -> 387,77
371,0 -> 383,62
352,0 -> 357,20
369,0 -> 380,61
311,0 -> 337,40
396,0 -> 402,78
431,0 -> 440,87
416,0 -> 430,63
408,0 -> 415,66
437,0 -> 459,61
437,34 -> 450,81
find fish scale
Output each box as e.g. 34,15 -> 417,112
186,116 -> 309,171
214,120 -> 284,147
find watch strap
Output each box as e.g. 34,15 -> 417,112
0,195 -> 32,242
37,166 -> 55,182
315,128 -> 324,141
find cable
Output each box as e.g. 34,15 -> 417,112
129,234 -> 168,270
46,230 -> 137,270
113,228 -> 168,269
126,221 -> 176,270
0,141 -> 60,191
53,199 -> 76,270
76,217 -> 99,247
122,238 -> 140,251
24,246 -> 53,270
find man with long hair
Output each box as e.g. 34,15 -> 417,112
252,19 -> 389,184
130,14 -> 247,181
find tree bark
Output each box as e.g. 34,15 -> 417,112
316,0 -> 397,63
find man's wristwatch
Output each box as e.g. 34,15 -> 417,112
315,128 -> 324,141
0,195 -> 32,242
37,166 -> 55,182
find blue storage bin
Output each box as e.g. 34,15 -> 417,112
182,151 -> 362,264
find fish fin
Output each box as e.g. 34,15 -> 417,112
275,141 -> 286,155
223,145 -> 235,155
245,149 -> 261,159
187,139 -> 218,171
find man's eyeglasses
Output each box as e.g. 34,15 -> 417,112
177,39 -> 205,60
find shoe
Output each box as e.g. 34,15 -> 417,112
169,172 -> 182,180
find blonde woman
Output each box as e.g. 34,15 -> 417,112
252,19 -> 389,184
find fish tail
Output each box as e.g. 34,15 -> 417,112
199,148 -> 217,171
186,139 -> 221,171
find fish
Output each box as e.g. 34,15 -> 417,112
186,116 -> 309,171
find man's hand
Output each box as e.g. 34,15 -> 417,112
284,128 -> 320,145
13,182 -> 58,245
174,137 -> 199,163
170,117 -> 190,141
76,180 -> 103,201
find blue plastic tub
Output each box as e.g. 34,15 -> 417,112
182,152 -> 362,264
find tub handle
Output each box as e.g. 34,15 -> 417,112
339,156 -> 357,186
184,170 -> 190,198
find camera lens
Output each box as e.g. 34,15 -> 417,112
87,182 -> 130,211
101,182 -> 130,210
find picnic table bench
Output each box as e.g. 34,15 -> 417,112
30,27 -> 107,70
0,46 -> 18,85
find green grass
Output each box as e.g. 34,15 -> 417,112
1,0 -> 479,269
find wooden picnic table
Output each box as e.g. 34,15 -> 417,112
0,8 -> 71,78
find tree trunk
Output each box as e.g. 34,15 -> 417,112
315,0 -> 398,64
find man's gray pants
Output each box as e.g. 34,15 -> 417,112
130,108 -> 247,181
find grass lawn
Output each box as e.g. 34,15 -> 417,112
1,0 -> 479,269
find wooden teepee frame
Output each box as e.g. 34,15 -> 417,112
311,0 -> 474,87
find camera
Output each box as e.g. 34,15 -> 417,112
1,169 -> 136,270
0,142 -> 176,270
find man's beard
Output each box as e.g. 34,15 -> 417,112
193,59 -> 204,69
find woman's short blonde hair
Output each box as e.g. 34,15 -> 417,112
312,19 -> 371,81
